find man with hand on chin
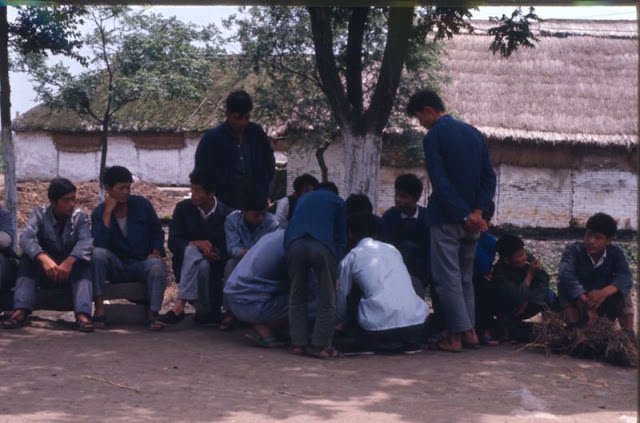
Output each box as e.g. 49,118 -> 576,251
2,178 -> 94,331
407,90 -> 496,352
91,166 -> 167,330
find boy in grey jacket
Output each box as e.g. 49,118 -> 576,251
2,178 -> 94,331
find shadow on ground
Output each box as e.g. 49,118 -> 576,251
0,307 -> 636,423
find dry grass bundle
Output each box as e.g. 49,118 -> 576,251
527,311 -> 638,368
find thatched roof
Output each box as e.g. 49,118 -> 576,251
441,19 -> 637,148
14,19 -> 638,149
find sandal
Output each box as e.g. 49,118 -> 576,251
245,333 -> 284,348
304,345 -> 343,359
219,314 -> 236,331
479,334 -> 500,346
159,310 -> 186,325
290,345 -> 306,355
1,311 -> 29,329
147,319 -> 166,331
92,315 -> 107,329
75,319 -> 95,333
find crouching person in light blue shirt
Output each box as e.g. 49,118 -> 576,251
336,213 -> 429,354
2,178 -> 94,332
224,229 -> 290,347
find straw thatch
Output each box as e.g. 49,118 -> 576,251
442,20 -> 637,149
526,311 -> 638,368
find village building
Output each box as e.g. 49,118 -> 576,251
12,19 -> 638,229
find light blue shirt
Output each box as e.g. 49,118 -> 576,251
337,237 -> 428,332
224,210 -> 279,259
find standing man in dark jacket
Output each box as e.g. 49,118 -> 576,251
195,90 -> 275,209
161,168 -> 232,325
407,90 -> 496,352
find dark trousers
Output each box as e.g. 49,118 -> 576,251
287,237 -> 337,348
473,274 -> 498,334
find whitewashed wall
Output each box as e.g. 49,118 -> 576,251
16,132 -> 637,230
286,142 -> 638,230
15,132 -> 200,185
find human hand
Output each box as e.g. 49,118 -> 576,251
204,248 -> 221,262
38,254 -> 58,281
190,240 -> 212,256
464,210 -> 488,233
55,256 -> 75,283
585,289 -> 608,311
147,249 -> 161,260
526,259 -> 541,275
104,194 -> 119,215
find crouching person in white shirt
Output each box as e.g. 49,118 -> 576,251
336,213 -> 429,355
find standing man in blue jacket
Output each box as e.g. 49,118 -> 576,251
407,90 -> 496,352
195,90 -> 275,209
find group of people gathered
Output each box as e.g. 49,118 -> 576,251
0,89 -> 634,360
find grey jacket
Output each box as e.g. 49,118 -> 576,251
20,205 -> 93,263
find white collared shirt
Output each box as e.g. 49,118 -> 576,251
337,237 -> 428,331
198,197 -> 218,220
589,248 -> 607,269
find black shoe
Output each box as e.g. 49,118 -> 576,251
159,310 -> 185,325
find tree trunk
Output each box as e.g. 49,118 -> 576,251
315,140 -> 331,183
342,128 -> 381,208
0,7 -> 17,241
98,123 -> 108,201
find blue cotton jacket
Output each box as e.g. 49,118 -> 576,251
423,115 -> 496,225
92,195 -> 165,261
284,188 -> 347,261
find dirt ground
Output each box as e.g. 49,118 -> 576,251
0,306 -> 637,423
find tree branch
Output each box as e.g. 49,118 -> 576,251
363,6 -> 414,135
345,7 -> 368,116
308,7 -> 349,129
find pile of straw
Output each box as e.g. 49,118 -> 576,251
527,311 -> 638,368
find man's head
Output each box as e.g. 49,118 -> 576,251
346,194 -> 373,219
317,181 -> 339,195
293,173 -> 319,197
225,90 -> 253,134
584,212 -> 616,259
241,190 -> 269,228
496,234 -> 527,269
189,168 -> 216,209
347,212 -> 377,247
406,90 -> 445,130
48,177 -> 77,218
394,174 -> 423,215
103,166 -> 133,205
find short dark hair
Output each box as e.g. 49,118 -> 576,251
317,181 -> 339,195
586,212 -> 617,238
483,201 -> 496,221
189,168 -> 215,193
103,166 -> 133,188
226,90 -> 253,115
406,90 -> 445,116
346,193 -> 373,218
394,174 -> 423,200
293,173 -> 319,195
496,234 -> 525,258
48,177 -> 76,203
348,212 -> 377,240
241,189 -> 269,211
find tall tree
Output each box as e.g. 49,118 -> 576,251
0,5 -> 85,237
231,6 -> 539,206
29,7 -> 222,195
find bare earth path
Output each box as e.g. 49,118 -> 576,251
0,309 -> 636,423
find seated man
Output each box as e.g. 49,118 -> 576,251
336,213 -> 429,354
224,229 -> 289,347
161,168 -> 232,326
558,212 -> 633,332
493,234 -> 556,341
224,190 -> 279,278
0,204 -> 17,293
379,174 -> 429,297
274,173 -> 319,229
91,166 -> 168,330
2,178 -> 94,331
285,181 -> 346,359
